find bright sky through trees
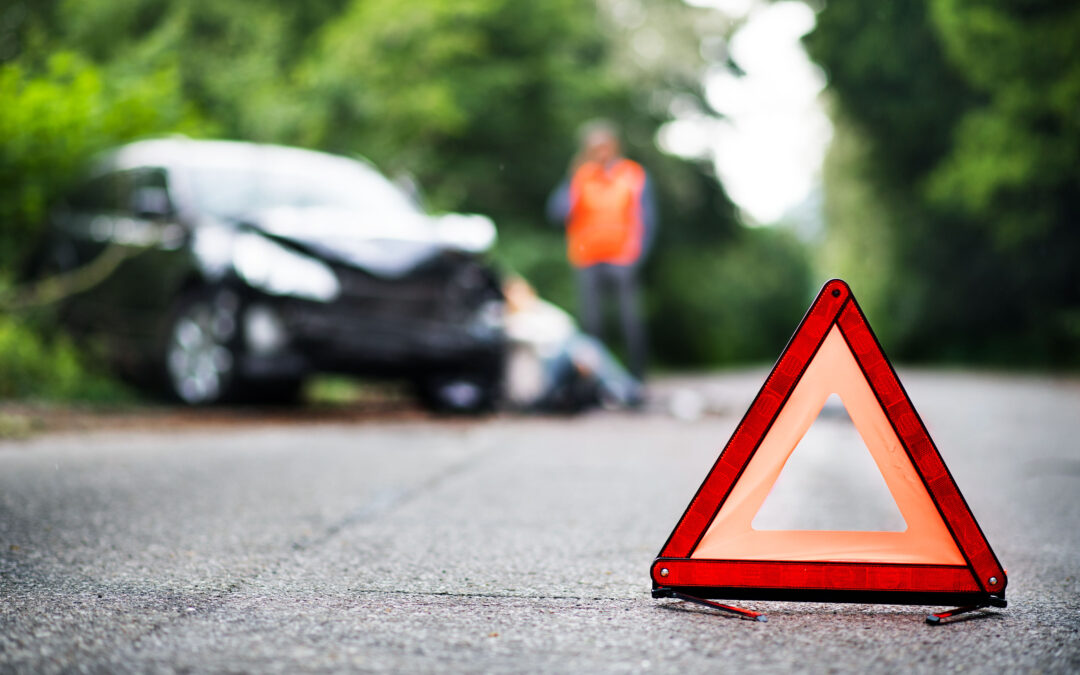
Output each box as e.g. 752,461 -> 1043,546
661,0 -> 831,225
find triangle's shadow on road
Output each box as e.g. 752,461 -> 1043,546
654,600 -> 1005,625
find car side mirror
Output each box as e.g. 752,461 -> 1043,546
435,213 -> 497,253
132,186 -> 173,219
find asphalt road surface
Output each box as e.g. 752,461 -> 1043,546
2,370 -> 1078,673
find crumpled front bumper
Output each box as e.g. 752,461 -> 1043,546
238,297 -> 505,380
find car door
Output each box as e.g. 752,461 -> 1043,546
53,167 -> 191,366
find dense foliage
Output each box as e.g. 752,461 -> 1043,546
807,0 -> 1080,365
0,313 -> 129,401
8,0 -> 1071,388
0,0 -> 812,389
0,52 -> 201,269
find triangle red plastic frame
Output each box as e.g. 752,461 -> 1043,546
651,280 -> 1006,606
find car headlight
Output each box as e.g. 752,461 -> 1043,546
435,213 -> 497,253
233,233 -> 340,302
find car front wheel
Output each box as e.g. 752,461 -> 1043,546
414,366 -> 502,414
163,289 -> 241,405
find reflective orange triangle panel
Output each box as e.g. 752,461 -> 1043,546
690,326 -> 964,564
653,279 -> 1006,601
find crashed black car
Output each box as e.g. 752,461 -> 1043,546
27,139 -> 505,409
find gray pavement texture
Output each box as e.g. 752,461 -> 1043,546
1,370 -> 1079,673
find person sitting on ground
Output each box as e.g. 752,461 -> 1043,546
502,276 -> 643,412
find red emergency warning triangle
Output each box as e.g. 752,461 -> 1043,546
652,279 -> 1006,606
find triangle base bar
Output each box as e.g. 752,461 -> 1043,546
653,557 -> 998,606
652,559 -> 982,595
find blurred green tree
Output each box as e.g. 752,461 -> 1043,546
807,0 -> 1080,365
2,0 -> 813,372
0,51 -> 201,270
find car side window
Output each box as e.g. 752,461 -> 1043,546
123,168 -> 174,218
66,168 -> 173,217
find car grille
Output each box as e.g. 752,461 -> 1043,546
332,259 -> 493,322
334,266 -> 451,318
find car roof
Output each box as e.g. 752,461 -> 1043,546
101,138 -> 380,177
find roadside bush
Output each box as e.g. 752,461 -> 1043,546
0,51 -> 202,270
0,314 -> 130,402
648,227 -> 812,368
0,51 -> 201,403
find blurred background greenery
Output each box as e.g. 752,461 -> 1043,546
809,0 -> 1080,366
0,0 -> 1076,401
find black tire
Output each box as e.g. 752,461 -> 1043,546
537,375 -> 601,415
161,287 -> 243,405
414,368 -> 501,414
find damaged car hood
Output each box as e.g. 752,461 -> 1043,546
245,206 -> 496,278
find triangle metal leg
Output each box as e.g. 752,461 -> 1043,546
926,597 -> 1007,625
656,588 -> 767,622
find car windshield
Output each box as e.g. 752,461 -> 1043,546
184,154 -> 420,219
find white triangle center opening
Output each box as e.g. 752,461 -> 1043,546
689,326 -> 965,564
751,393 -> 907,532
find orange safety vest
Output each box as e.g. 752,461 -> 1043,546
566,159 -> 647,267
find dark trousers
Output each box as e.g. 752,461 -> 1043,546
577,263 -> 647,379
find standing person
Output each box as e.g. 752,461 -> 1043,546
546,120 -> 657,380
